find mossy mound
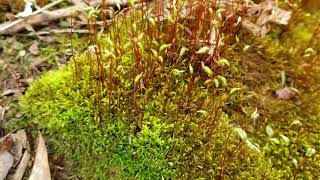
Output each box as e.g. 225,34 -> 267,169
19,2 -> 320,179
20,53 -> 268,179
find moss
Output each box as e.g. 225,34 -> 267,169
18,2 -> 320,180
20,47 -> 263,179
227,8 -> 320,179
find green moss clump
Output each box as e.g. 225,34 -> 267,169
20,35 -> 266,180
19,2 -> 320,179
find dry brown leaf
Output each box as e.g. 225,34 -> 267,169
10,151 -> 31,180
28,41 -> 39,55
0,106 -> 9,122
245,1 -> 292,37
1,89 -> 21,97
0,58 -> 4,65
10,39 -> 24,50
29,56 -> 45,67
10,130 -> 28,164
242,19 -> 261,36
256,1 -> 291,26
0,151 -> 14,180
37,36 -> 56,43
0,136 -> 14,152
269,7 -> 292,25
275,87 -> 297,100
24,24 -> 35,32
28,132 -> 51,180
19,78 -> 34,86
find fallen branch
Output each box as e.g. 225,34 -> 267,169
0,0 -> 128,35
0,0 -> 67,34
0,3 -> 93,35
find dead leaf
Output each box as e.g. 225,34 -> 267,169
10,39 -> 24,51
0,136 -> 13,152
244,1 -> 292,37
1,89 -> 21,97
30,56 -> 45,67
15,112 -> 23,118
0,151 -> 14,180
11,151 -> 31,180
24,24 -> 35,32
29,132 -> 51,180
19,78 -> 34,86
242,20 -> 261,36
256,2 -> 291,26
269,7 -> 292,25
10,130 -> 28,164
275,87 -> 297,100
37,36 -> 56,43
28,41 -> 39,55
0,59 -> 4,66
0,106 -> 9,122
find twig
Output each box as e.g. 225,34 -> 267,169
27,28 -> 91,35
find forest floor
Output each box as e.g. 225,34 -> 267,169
0,32 -> 81,179
0,1 -> 87,176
